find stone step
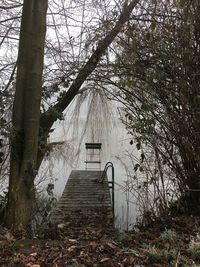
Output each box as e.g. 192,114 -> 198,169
57,201 -> 110,209
54,206 -> 111,210
63,185 -> 108,188
62,183 -> 108,186
52,207 -> 112,213
54,203 -> 111,209
62,191 -> 109,195
64,185 -> 108,188
57,203 -> 111,208
60,194 -> 110,198
62,198 -> 109,202
62,189 -> 109,193
59,196 -> 110,203
49,170 -> 113,225
63,186 -> 109,194
61,194 -> 110,198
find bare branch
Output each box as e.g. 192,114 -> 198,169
40,0 -> 139,131
0,4 -> 22,10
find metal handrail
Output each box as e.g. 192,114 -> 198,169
99,162 -> 114,217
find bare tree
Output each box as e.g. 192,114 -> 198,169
3,0 -> 139,230
105,0 -> 200,212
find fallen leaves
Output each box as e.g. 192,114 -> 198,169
27,264 -> 40,267
99,257 -> 112,266
100,257 -> 111,262
67,245 -> 76,252
89,241 -> 98,249
4,232 -> 15,243
106,242 -> 119,250
1,215 -> 200,266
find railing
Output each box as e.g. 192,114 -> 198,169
99,162 -> 114,217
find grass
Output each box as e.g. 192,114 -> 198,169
159,229 -> 179,243
188,235 -> 200,260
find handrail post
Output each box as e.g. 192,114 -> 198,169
112,165 -> 114,217
99,162 -> 115,218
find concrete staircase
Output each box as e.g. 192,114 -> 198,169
49,170 -> 113,227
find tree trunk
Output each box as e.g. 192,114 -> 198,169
4,0 -> 48,230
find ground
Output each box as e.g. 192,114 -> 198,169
1,215 -> 200,266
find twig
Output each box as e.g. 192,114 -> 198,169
175,251 -> 180,267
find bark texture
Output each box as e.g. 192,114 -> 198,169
5,0 -> 48,230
